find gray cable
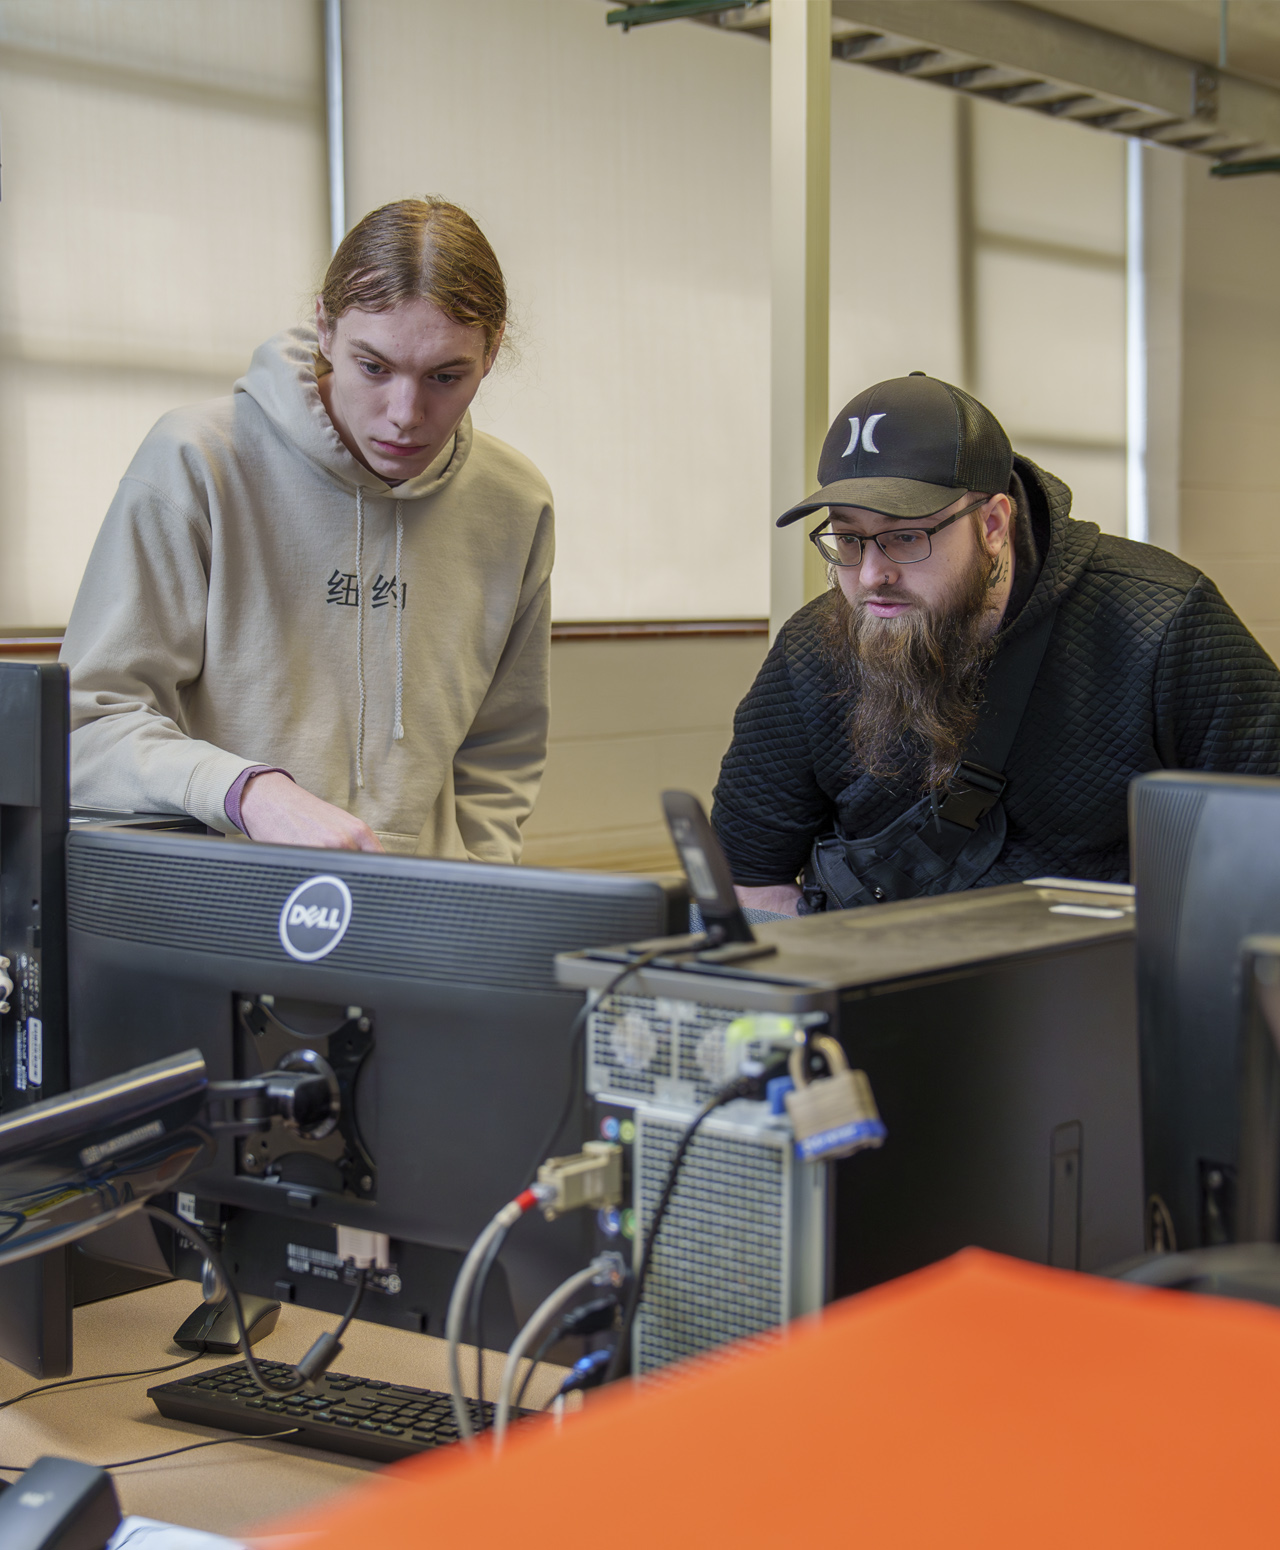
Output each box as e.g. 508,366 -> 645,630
493,1252 -> 624,1449
445,1188 -> 550,1442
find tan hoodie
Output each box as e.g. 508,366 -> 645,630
61,325 -> 554,861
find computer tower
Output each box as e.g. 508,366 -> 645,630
560,878 -> 1142,1374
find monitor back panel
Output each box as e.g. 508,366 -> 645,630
1132,772 -> 1280,1251
67,828 -> 684,1322
0,661 -> 69,1110
0,663 -> 71,1378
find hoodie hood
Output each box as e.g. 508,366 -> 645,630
234,323 -> 472,502
234,324 -> 477,787
997,453 -> 1101,646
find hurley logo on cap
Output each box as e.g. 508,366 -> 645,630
775,373 -> 1014,526
842,414 -> 886,456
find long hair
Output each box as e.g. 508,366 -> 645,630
319,198 -> 507,355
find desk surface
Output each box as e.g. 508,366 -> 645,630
0,1280 -> 567,1540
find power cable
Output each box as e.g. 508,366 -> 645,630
463,943 -> 677,1430
144,1205 -> 365,1396
604,1060 -> 788,1386
0,1355 -> 200,1415
0,1428 -> 303,1476
494,1256 -> 623,1446
511,1291 -> 620,1414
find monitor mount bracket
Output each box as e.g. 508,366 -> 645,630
235,995 -> 376,1199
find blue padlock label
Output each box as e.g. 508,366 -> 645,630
794,1118 -> 887,1162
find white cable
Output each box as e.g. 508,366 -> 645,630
392,501 -> 404,742
445,1205 -> 520,1442
445,1186 -> 551,1442
493,1265 -> 598,1450
493,1252 -> 624,1450
354,483 -> 367,789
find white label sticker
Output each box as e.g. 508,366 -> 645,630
80,1119 -> 164,1168
26,1017 -> 42,1087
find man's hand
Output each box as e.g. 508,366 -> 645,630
735,882 -> 803,917
239,772 -> 384,853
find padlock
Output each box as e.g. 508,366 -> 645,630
784,1035 -> 887,1162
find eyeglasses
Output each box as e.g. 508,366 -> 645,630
809,498 -> 989,567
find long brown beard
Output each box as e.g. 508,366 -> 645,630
820,539 -> 997,792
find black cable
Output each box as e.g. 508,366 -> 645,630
331,1268 -> 367,1339
603,1098 -> 719,1385
468,1226 -> 508,1431
527,944 -> 677,1186
604,1063 -> 786,1386
144,1205 -> 364,1397
513,1292 -> 621,1413
0,1428 -> 307,1478
458,946 -> 680,1427
0,1428 -> 305,1476
513,1322 -> 564,1415
0,1354 -> 200,1415
101,1428 -> 303,1469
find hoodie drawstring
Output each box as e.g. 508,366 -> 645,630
354,489 -> 405,789
354,484 -> 367,790
393,501 -> 404,742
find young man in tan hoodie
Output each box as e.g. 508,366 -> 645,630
62,199 -> 553,862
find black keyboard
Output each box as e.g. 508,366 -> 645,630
149,1360 -> 525,1465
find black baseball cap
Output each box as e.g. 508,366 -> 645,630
776,374 -> 1014,526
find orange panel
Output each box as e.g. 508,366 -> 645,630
254,1249 -> 1280,1548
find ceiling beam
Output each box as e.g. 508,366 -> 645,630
828,2 -> 1280,158
615,0 -> 1280,163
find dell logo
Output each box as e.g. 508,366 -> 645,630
842,412 -> 886,456
278,876 -> 353,962
288,904 -> 343,931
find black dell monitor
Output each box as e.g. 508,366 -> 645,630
1131,771 -> 1280,1253
67,826 -> 685,1340
0,662 -> 73,1376
1,661 -> 69,1110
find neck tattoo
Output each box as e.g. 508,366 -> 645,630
987,544 -> 1010,591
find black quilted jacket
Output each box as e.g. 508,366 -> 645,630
713,458 -> 1280,887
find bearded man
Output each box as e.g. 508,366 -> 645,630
712,373 -> 1280,916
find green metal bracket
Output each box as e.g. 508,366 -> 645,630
606,0 -> 760,31
1210,157 -> 1280,178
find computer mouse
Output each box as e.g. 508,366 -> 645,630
173,1293 -> 281,1353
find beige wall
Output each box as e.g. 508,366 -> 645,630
1180,160 -> 1280,664
0,0 -> 327,628
520,634 -> 768,871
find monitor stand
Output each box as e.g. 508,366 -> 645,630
0,1253 -> 71,1379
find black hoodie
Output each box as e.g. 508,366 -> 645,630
712,457 -> 1280,888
